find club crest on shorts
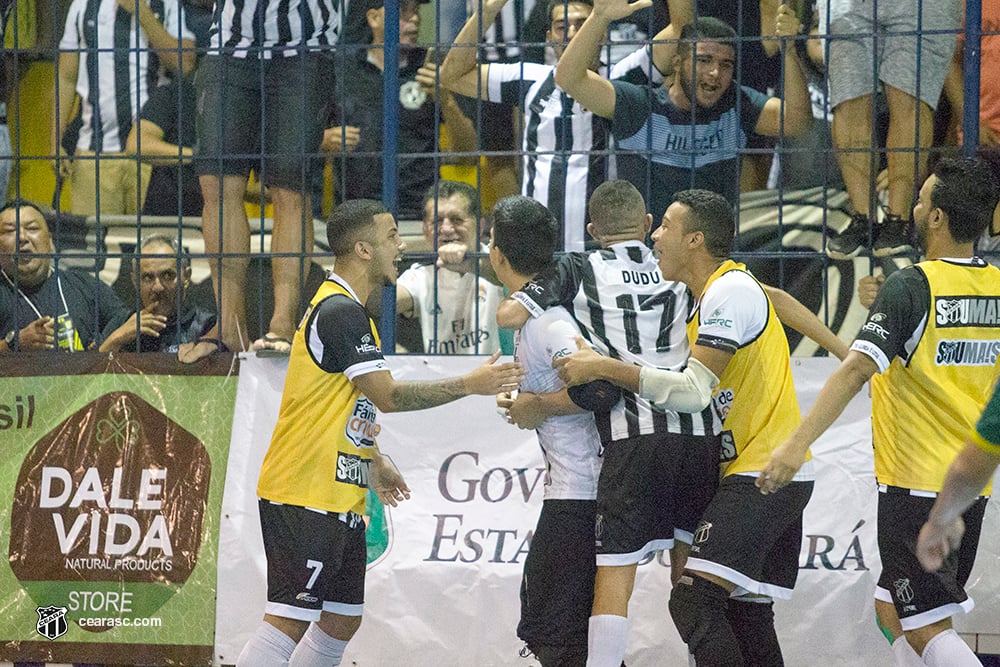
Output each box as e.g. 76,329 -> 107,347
893,578 -> 914,604
694,520 -> 712,544
36,605 -> 68,640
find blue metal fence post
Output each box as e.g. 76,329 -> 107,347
381,1 -> 401,352
963,0 -> 983,157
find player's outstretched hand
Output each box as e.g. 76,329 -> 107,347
916,517 -> 965,572
552,336 -> 605,387
371,452 -> 411,508
465,350 -> 524,395
756,441 -> 805,495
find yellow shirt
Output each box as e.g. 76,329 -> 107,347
865,260 -> 1000,492
689,260 -> 806,476
257,277 -> 387,514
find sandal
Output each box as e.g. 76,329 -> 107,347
251,333 -> 292,357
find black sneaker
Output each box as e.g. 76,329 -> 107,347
827,212 -> 871,259
873,214 -> 913,256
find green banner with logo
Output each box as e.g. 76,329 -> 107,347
0,353 -> 236,665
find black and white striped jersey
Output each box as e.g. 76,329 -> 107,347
486,48 -> 661,251
59,0 -> 193,153
209,0 -> 342,58
472,0 -> 537,62
512,241 -> 716,442
487,61 -> 606,251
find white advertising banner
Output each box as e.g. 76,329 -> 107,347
215,356 -> 1000,666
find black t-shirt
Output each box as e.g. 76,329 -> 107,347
101,302 -> 216,352
331,48 -> 439,219
1,268 -> 129,350
140,77 -> 203,217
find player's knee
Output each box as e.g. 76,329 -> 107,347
668,575 -> 733,652
316,611 -> 362,641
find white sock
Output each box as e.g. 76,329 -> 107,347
920,629 -> 982,667
891,636 -> 924,667
288,623 -> 350,667
237,622 -> 298,667
586,614 -> 629,667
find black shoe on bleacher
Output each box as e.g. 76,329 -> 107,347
873,214 -> 913,257
826,213 -> 871,260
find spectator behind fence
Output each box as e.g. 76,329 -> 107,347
126,74 -> 203,218
440,0 -> 692,251
100,235 -> 215,352
698,0 -> 784,192
181,0 -> 342,362
396,180 -> 503,354
555,0 -> 811,227
182,0 -> 214,53
330,0 -> 476,220
0,199 -> 128,352
824,0 -> 961,260
53,0 -> 195,217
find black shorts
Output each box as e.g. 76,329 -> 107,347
518,499 -> 596,651
595,433 -> 721,565
258,499 -> 367,621
195,53 -> 327,191
875,487 -> 987,631
685,475 -> 813,600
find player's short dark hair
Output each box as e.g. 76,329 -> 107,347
422,180 -> 480,219
491,195 -> 557,276
0,197 -> 47,221
546,0 -> 593,28
588,179 -> 647,237
327,199 -> 389,257
930,157 -> 1000,243
678,17 -> 737,59
673,189 -> 735,258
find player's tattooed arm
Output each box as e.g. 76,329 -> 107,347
353,351 -> 525,413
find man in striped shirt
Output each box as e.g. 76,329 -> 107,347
54,0 -> 195,216
553,188 -> 817,666
180,0 -> 342,361
499,180 -> 721,665
499,181 -> 845,665
440,0 -> 689,251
